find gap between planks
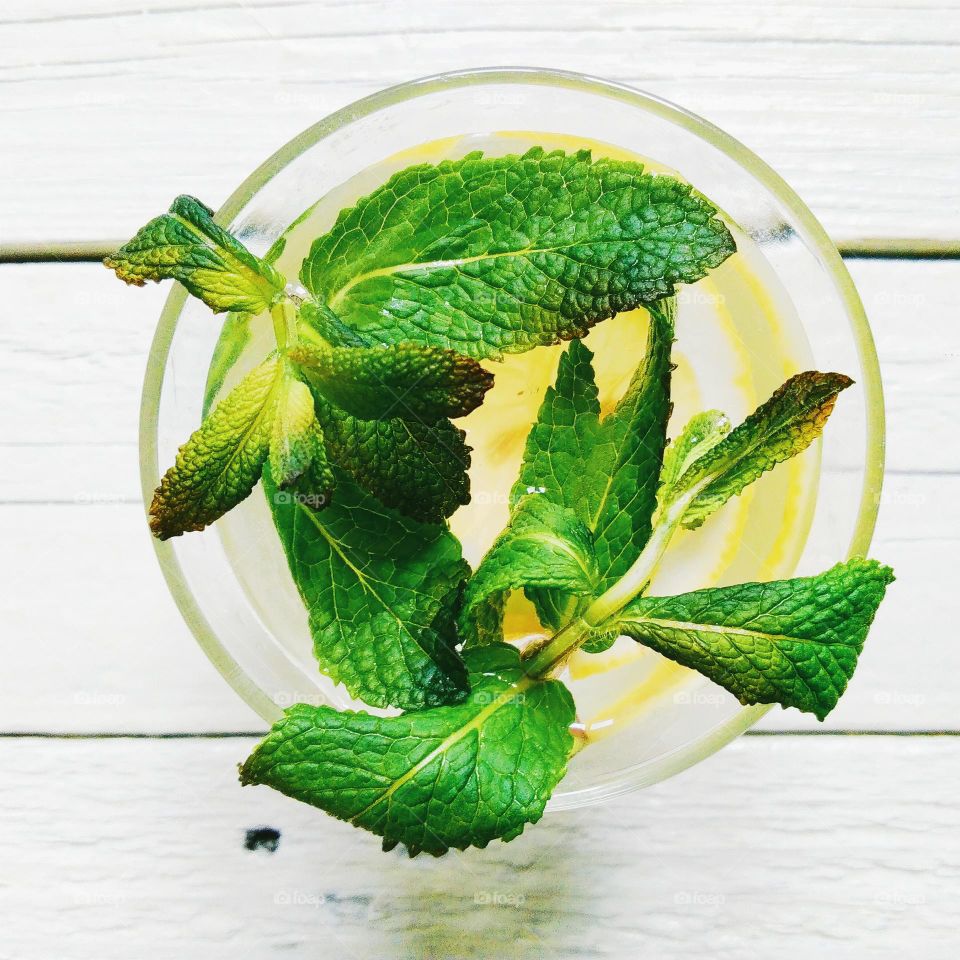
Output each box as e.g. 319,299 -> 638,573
5,240 -> 960,263
1,730 -> 956,740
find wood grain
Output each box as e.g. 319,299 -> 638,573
2,0 -> 959,245
1,735 -> 955,959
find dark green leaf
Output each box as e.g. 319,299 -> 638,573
239,644 -> 575,855
309,389 -> 471,524
301,149 -> 734,359
617,558 -> 895,719
264,466 -> 469,711
291,341 -> 494,421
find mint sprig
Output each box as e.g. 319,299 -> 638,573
671,371 -> 853,530
519,358 -> 863,675
106,152 -> 891,857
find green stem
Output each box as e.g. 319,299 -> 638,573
522,493 -> 694,678
270,297 -> 298,351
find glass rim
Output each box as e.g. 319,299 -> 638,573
140,67 -> 885,807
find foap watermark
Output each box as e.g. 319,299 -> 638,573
472,689 -> 525,706
74,492 -> 128,506
472,489 -> 513,507
876,890 -> 926,908
273,491 -> 329,509
272,689 -> 327,708
873,690 -> 926,707
674,689 -> 726,707
673,891 -> 727,907
274,889 -> 327,908
874,487 -> 926,508
474,890 -> 526,908
72,890 -> 127,908
73,691 -> 127,707
676,288 -> 726,307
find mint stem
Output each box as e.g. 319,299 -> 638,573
522,491 -> 695,677
270,297 -> 298,351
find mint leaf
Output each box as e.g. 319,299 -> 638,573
507,300 -> 674,645
300,150 -> 734,359
673,372 -> 853,529
264,466 -> 469,710
268,374 -> 334,509
510,338 -> 604,518
285,422 -> 335,510
150,355 -> 281,539
310,392 -> 471,523
616,558 -> 895,719
291,342 -> 494,421
586,300 -> 675,590
105,196 -> 284,314
239,644 -> 575,855
460,495 -> 599,646
658,409 -> 730,497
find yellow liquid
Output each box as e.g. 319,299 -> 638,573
218,132 -> 819,742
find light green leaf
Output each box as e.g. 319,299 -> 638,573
264,466 -> 469,711
616,558 -> 894,719
506,300 -> 674,647
149,355 -> 281,539
309,390 -> 471,523
586,299 -> 675,591
300,149 -> 735,359
239,644 -> 575,855
658,409 -> 731,497
105,196 -> 284,314
291,342 -> 494,421
268,374 -> 336,510
269,374 -> 320,488
460,495 -> 599,647
674,372 -> 853,529
510,337 -> 605,517
286,422 -> 335,511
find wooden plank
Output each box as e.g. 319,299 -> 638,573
1,258 -> 956,488
0,734 -> 956,958
0,470 -> 946,734
1,1 -> 959,244
0,502 -> 263,733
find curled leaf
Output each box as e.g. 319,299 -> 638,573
291,341 -> 494,421
105,195 -> 284,314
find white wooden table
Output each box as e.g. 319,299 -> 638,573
2,3 -> 958,957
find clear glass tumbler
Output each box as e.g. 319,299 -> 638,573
140,68 -> 884,810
